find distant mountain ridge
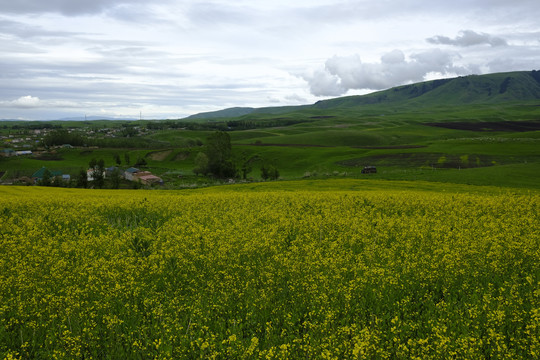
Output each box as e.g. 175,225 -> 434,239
186,70 -> 540,120
186,107 -> 256,120
314,70 -> 540,109
59,116 -> 138,121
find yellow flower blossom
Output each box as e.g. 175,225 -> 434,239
0,181 -> 538,358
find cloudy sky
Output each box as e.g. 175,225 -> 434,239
1,0 -> 539,120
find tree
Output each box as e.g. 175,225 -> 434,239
120,126 -> 137,137
135,157 -> 147,167
240,152 -> 259,180
124,153 -> 131,166
41,129 -> 85,148
39,168 -> 52,186
271,166 -> 280,180
114,153 -> 122,166
109,168 -> 123,189
193,152 -> 209,176
89,158 -> 105,189
205,131 -> 236,178
76,168 -> 88,188
261,164 -> 279,181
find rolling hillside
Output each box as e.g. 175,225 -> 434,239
2,70 -> 539,189
175,70 -> 540,189
186,70 -> 540,119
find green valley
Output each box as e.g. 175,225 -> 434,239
1,70 -> 539,189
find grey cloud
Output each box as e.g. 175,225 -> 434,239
296,0 -> 540,26
284,94 -> 308,104
303,68 -> 345,97
87,45 -> 169,60
485,45 -> 540,73
381,50 -> 405,64
304,49 -> 470,96
187,2 -> 253,25
0,0 -> 150,16
0,19 -> 85,39
105,4 -> 169,23
427,30 -> 508,47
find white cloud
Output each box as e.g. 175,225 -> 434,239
0,0 -> 539,119
0,96 -> 86,111
9,95 -> 41,108
304,49 -> 471,96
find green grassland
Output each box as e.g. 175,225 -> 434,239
1,71 -> 540,189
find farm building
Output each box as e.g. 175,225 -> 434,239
87,169 -> 106,181
105,166 -> 119,176
1,149 -> 15,157
361,166 -> 377,174
135,173 -> 163,185
124,167 -> 140,181
123,167 -> 163,185
32,167 -> 63,182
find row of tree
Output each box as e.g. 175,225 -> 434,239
37,131 -> 279,188
193,131 -> 279,180
39,129 -> 165,149
146,118 -> 312,132
37,158 -> 132,189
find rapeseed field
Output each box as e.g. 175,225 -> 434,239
0,181 -> 538,359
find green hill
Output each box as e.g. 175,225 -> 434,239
312,70 -> 540,109
186,105 -> 311,120
169,70 -> 540,189
186,70 -> 540,119
2,70 -> 540,190
186,107 -> 256,120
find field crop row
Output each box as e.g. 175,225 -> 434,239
0,184 -> 538,359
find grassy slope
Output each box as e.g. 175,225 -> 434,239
2,102 -> 539,188
189,177 -> 540,196
220,98 -> 540,187
2,71 -> 539,188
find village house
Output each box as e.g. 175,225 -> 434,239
124,167 -> 140,181
87,168 -> 106,181
1,148 -> 15,157
32,167 -> 63,183
134,172 -> 163,185
123,167 -> 163,185
105,166 -> 119,176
